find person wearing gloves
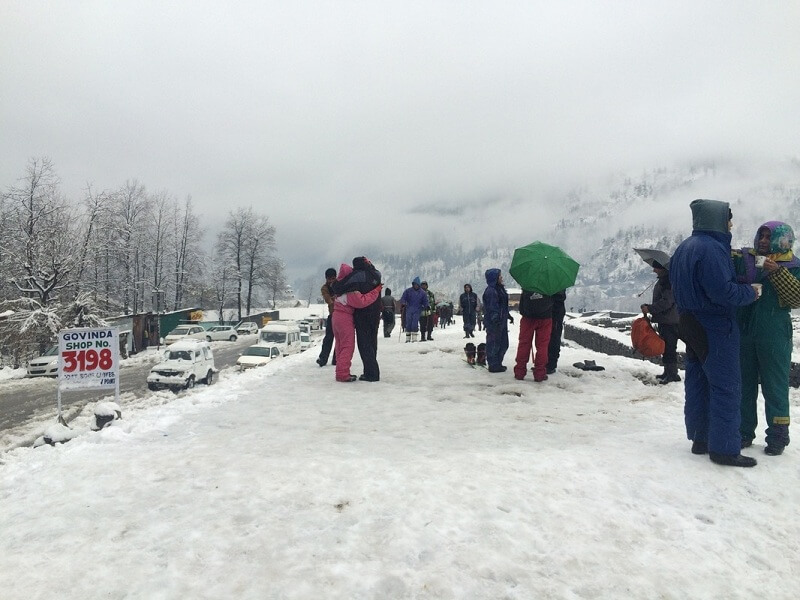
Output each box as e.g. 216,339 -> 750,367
733,221 -> 800,456
482,268 -> 514,373
670,199 -> 759,467
331,263 -> 382,382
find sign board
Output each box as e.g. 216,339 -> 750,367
58,327 -> 120,390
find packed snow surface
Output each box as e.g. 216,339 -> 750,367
1,321 -> 799,599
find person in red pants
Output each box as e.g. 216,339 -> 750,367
514,290 -> 554,382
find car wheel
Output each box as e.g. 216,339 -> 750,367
205,370 -> 214,385
229,335 -> 237,342
185,376 -> 195,390
147,383 -> 157,391
206,335 -> 212,342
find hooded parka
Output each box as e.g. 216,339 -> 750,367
671,199 -> 757,457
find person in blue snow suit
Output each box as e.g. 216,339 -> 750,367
399,277 -> 429,343
459,283 -> 478,338
482,268 -> 513,372
670,199 -> 759,467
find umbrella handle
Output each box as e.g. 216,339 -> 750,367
636,279 -> 656,297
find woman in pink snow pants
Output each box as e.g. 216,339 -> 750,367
332,263 -> 383,382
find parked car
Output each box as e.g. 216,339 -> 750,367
307,315 -> 322,331
26,345 -> 59,377
236,322 -> 259,335
204,325 -> 238,342
164,324 -> 207,345
236,344 -> 282,370
147,340 -> 216,392
258,321 -> 302,356
298,321 -> 311,335
300,332 -> 313,352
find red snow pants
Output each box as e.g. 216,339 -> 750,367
514,316 -> 553,381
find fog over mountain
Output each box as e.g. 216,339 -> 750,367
312,159 -> 800,312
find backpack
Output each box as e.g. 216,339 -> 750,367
631,317 -> 665,358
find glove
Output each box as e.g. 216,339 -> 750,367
508,315 -> 514,324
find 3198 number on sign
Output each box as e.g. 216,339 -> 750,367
62,349 -> 113,372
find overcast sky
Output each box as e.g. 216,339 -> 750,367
3,1 -> 800,280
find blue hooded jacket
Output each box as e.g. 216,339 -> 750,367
670,199 -> 755,317
482,268 -> 509,328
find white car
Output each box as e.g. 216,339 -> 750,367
147,340 -> 216,391
204,325 -> 239,342
300,332 -> 313,352
26,345 -> 59,377
164,324 -> 207,345
236,322 -> 259,335
236,344 -> 282,370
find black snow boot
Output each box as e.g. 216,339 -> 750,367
765,424 -> 789,456
476,343 -> 487,366
659,363 -> 681,384
691,440 -> 708,455
465,343 -> 476,365
709,453 -> 757,467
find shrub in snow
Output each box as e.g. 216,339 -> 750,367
37,423 -> 77,447
93,402 -> 122,431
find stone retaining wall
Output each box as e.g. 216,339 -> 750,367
563,321 -> 800,387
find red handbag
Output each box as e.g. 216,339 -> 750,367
631,317 -> 665,358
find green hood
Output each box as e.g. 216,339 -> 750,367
690,199 -> 730,234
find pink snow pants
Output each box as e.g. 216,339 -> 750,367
332,309 -> 356,381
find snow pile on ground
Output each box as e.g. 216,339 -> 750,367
1,321 -> 799,599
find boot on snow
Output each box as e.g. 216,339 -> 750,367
464,343 -> 476,365
476,343 -> 487,366
659,363 -> 681,384
709,452 -> 757,467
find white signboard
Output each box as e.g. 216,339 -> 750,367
58,327 -> 120,390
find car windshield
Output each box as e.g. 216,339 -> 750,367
169,326 -> 193,335
166,350 -> 193,361
260,331 -> 286,343
243,347 -> 270,357
44,345 -> 59,356
209,326 -> 228,331
301,334 -> 309,341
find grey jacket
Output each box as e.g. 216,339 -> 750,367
650,273 -> 679,325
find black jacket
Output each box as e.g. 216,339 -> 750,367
519,289 -> 554,319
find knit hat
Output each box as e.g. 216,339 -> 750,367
412,277 -> 421,286
325,268 -> 336,278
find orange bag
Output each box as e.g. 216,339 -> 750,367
631,317 -> 665,357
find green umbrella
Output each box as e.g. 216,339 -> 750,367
509,242 -> 580,296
